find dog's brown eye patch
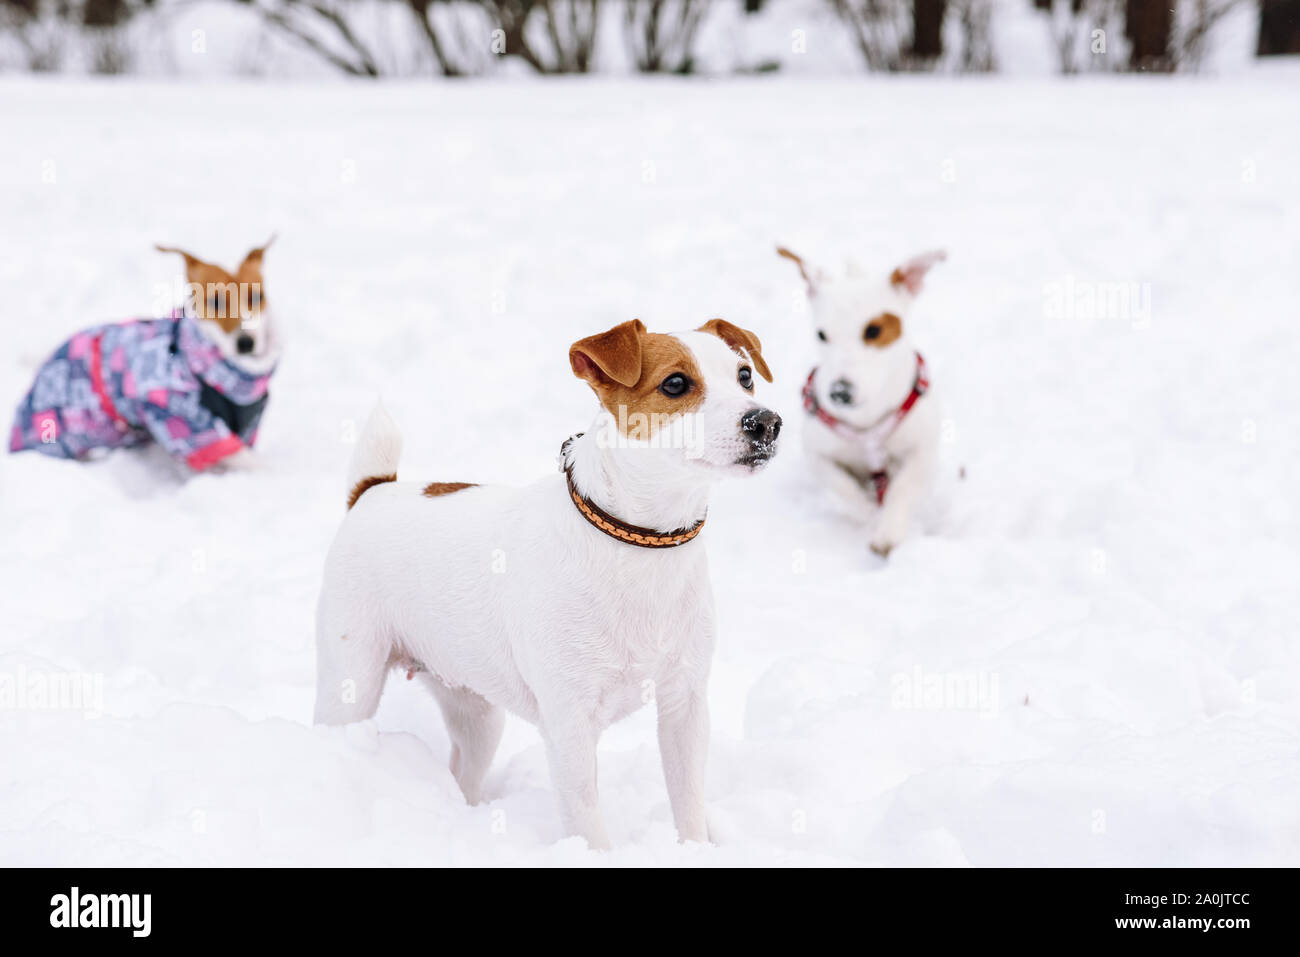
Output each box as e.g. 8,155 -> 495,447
575,331 -> 705,438
863,312 -> 902,348
200,280 -> 245,331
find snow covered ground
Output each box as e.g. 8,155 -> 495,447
1,74 -> 1297,866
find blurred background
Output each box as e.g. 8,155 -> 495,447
0,0 -> 1295,79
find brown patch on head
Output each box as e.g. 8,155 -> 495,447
347,473 -> 396,510
423,482 -> 478,498
570,320 -> 704,440
697,319 -> 773,383
156,237 -> 273,334
863,313 -> 902,348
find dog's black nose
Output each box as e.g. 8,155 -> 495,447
741,408 -> 782,445
235,334 -> 256,355
829,378 -> 853,406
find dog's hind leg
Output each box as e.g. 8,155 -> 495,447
426,679 -> 504,806
313,598 -> 391,725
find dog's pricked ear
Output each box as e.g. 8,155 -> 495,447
570,319 -> 646,389
155,244 -> 205,271
698,318 -> 773,383
155,244 -> 221,286
890,250 -> 947,295
240,234 -> 277,270
776,245 -> 818,297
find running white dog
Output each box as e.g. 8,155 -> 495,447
313,318 -> 779,850
778,246 -> 945,557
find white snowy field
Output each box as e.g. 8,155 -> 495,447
1,74 -> 1298,867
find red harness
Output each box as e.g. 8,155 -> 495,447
802,351 -> 929,504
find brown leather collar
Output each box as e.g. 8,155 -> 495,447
560,435 -> 706,549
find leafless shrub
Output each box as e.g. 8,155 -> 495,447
244,0 -> 382,76
952,0 -> 995,72
480,0 -> 600,73
831,0 -> 996,72
1172,0 -> 1247,70
1036,0 -> 1246,73
208,0 -> 603,79
622,0 -> 708,74
1034,0 -> 1124,73
1,0 -> 155,72
82,0 -> 143,73
829,0 -> 909,71
404,0 -> 498,76
1,0 -> 68,70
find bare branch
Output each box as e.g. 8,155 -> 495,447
252,1 -> 381,78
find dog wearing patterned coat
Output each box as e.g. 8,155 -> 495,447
9,240 -> 278,472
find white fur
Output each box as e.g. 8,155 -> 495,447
313,331 -> 779,849
344,402 -> 402,493
793,252 -> 943,556
193,305 -> 280,377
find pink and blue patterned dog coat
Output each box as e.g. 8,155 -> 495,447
10,313 -> 274,471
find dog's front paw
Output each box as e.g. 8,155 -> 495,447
870,522 -> 911,558
870,513 -> 910,558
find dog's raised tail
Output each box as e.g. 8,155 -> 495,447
346,402 -> 403,510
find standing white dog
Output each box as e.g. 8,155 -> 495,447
777,246 -> 945,557
314,318 -> 779,850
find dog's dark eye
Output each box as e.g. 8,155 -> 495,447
659,374 -> 692,398
737,366 -> 753,391
864,324 -> 881,341
247,289 -> 262,310
209,291 -> 226,315
817,330 -> 828,342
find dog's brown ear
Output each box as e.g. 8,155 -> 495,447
156,244 -> 221,285
698,318 -> 773,383
776,245 -> 818,297
155,244 -> 204,270
240,234 -> 277,270
890,250 -> 947,295
570,319 -> 646,389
